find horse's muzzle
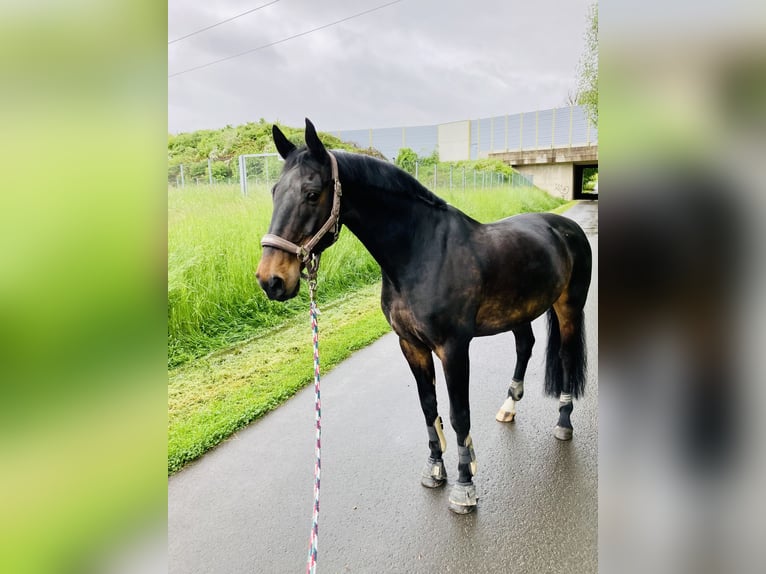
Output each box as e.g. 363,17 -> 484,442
257,274 -> 299,301
256,248 -> 302,301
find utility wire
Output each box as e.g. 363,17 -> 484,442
169,0 -> 282,45
168,0 -> 403,79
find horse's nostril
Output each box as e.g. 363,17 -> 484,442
268,275 -> 285,293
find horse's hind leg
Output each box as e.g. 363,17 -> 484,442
496,323 -> 535,423
399,338 -> 447,488
549,300 -> 587,441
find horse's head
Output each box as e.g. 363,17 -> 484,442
256,119 -> 340,301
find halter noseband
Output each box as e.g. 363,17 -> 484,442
260,151 -> 342,263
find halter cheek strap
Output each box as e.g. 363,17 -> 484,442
261,151 -> 343,263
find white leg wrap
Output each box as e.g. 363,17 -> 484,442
510,380 -> 524,400
433,415 -> 447,453
501,396 -> 516,414
459,434 -> 477,476
559,392 -> 573,404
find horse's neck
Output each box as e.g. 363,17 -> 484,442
338,160 -> 441,282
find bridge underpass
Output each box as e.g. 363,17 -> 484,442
490,144 -> 598,201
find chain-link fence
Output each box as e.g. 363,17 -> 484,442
407,161 -> 534,190
168,157 -> 534,192
168,155 -> 283,190
167,158 -> 239,187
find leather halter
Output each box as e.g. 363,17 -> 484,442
260,151 -> 342,262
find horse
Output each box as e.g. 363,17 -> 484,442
256,119 -> 592,514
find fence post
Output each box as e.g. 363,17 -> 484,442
462,166 -> 466,189
449,165 -> 453,189
433,164 -> 437,188
180,164 -> 185,188
415,160 -> 419,180
208,158 -> 213,185
238,155 -> 247,196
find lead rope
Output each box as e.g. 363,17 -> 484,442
305,254 -> 321,574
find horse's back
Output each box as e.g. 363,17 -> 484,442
480,211 -> 588,262
471,212 -> 591,334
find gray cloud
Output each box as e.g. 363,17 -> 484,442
168,0 -> 592,133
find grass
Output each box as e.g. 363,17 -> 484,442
549,199 -> 580,215
168,181 -> 565,474
168,185 -> 381,368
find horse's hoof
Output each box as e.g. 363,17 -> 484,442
495,409 -> 515,423
448,482 -> 477,514
554,425 -> 573,441
421,458 -> 447,488
495,396 -> 516,423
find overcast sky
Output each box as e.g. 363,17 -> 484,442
168,0 -> 593,134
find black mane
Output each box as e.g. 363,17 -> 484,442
286,147 -> 447,209
335,151 -> 447,209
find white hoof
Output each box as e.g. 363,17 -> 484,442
554,425 -> 573,441
495,409 -> 515,423
495,396 -> 516,423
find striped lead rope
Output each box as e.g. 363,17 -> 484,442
306,270 -> 321,574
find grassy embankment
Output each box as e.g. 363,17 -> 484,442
168,183 -> 566,474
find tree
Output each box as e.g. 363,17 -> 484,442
394,147 -> 418,174
577,3 -> 598,127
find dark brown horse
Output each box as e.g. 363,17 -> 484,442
256,120 -> 592,514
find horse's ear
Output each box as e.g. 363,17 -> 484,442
272,124 -> 296,159
305,118 -> 328,160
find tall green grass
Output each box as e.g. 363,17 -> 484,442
168,182 -> 562,367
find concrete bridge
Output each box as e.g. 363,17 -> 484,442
491,144 -> 598,201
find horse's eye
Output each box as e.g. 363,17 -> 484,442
307,192 -> 320,203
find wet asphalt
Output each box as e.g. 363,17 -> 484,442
168,201 -> 598,574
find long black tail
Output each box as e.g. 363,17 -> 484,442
544,308 -> 587,398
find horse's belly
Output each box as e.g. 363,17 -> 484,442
474,296 -> 551,336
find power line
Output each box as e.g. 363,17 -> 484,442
168,0 -> 403,79
169,0 -> 282,45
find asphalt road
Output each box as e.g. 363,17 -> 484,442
168,201 -> 598,574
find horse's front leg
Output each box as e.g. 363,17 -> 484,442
399,338 -> 447,488
438,342 -> 478,514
